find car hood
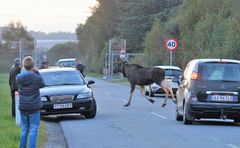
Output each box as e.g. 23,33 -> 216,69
40,85 -> 91,96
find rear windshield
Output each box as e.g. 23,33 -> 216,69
200,62 -> 240,81
165,69 -> 182,77
58,61 -> 76,67
41,71 -> 85,86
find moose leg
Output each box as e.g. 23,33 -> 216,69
149,85 -> 153,97
168,86 -> 176,104
161,81 -> 177,107
161,87 -> 169,107
162,82 -> 176,104
140,86 -> 155,104
124,84 -> 135,107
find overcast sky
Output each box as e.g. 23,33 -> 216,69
0,0 -> 98,33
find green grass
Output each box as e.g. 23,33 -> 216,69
0,74 -> 47,147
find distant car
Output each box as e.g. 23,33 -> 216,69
57,58 -> 76,67
144,66 -> 182,97
39,67 -> 96,118
176,59 -> 240,125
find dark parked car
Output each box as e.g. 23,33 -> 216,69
175,59 -> 240,124
39,67 -> 96,118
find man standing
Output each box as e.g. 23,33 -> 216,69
76,59 -> 85,77
16,56 -> 45,148
9,58 -> 21,117
40,61 -> 49,69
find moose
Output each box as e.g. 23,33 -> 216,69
114,61 -> 176,107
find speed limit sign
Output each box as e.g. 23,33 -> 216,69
164,38 -> 178,51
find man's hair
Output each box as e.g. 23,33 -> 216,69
23,56 -> 34,71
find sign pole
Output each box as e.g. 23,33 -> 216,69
170,51 -> 172,66
108,39 -> 111,79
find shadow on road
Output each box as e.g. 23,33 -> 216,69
192,119 -> 239,126
41,114 -> 86,122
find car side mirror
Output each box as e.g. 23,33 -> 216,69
87,80 -> 95,85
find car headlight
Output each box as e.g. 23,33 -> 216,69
41,97 -> 48,102
77,92 -> 92,99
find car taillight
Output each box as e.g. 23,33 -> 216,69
191,71 -> 198,80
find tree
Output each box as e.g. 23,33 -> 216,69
118,0 -> 182,52
1,21 -> 33,50
47,42 -> 79,65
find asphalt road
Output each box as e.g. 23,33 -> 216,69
60,77 -> 240,148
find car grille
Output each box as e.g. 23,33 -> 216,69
50,95 -> 74,102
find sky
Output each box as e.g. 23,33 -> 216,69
0,0 -> 98,33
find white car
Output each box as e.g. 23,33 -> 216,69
57,58 -> 76,67
145,66 -> 182,97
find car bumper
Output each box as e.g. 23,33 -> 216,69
188,102 -> 240,119
40,98 -> 93,115
154,88 -> 178,94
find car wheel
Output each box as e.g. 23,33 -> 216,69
175,107 -> 183,121
84,98 -> 97,119
183,103 -> 193,125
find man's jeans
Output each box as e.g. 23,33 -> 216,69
20,111 -> 40,148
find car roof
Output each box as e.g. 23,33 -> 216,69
154,65 -> 181,71
190,59 -> 240,64
39,67 -> 77,73
57,58 -> 76,62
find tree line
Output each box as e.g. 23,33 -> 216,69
1,0 -> 240,73
76,0 -> 240,72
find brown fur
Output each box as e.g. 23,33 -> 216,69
114,61 -> 175,107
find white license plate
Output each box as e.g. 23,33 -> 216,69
53,103 -> 73,109
210,95 -> 233,102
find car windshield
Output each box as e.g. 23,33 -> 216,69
165,69 -> 182,77
200,63 -> 240,81
41,71 -> 85,86
58,61 -> 76,67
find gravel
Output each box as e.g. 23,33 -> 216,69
43,120 -> 68,148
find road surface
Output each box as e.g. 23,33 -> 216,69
60,77 -> 240,148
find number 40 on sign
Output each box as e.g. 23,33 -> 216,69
164,38 -> 178,51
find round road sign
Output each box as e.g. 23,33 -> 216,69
164,38 -> 178,51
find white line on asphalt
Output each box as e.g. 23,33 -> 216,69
104,92 -> 111,96
150,112 -> 168,119
209,137 -> 219,141
227,144 -> 240,148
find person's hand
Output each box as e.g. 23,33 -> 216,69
32,67 -> 40,74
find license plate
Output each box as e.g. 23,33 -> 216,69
53,103 -> 73,109
210,95 -> 233,102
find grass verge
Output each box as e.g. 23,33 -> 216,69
0,73 -> 47,147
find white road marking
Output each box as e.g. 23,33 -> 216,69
150,112 -> 168,119
227,144 -> 240,148
104,92 -> 111,96
209,137 -> 219,141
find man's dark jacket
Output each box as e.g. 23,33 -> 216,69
9,65 -> 21,91
16,70 -> 45,113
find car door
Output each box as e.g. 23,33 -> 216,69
176,61 -> 194,113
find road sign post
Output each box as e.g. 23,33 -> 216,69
164,38 -> 178,66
